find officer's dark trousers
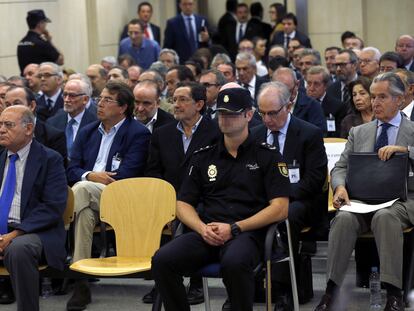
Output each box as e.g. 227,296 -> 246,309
152,231 -> 263,311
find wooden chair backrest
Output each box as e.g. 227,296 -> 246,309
323,138 -> 348,212
99,178 -> 176,258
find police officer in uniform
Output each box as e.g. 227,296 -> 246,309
152,86 -> 290,311
17,10 -> 64,75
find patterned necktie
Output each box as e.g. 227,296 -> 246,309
186,17 -> 197,54
205,107 -> 213,120
272,131 -> 280,150
342,85 -> 350,108
0,154 -> 19,234
66,118 -> 76,156
47,98 -> 54,111
374,123 -> 392,152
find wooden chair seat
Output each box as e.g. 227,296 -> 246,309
70,256 -> 152,276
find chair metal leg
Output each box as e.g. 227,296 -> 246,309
152,289 -> 163,311
286,220 -> 299,311
265,259 -> 272,311
404,230 -> 414,306
202,277 -> 211,311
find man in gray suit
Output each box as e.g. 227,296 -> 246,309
314,72 -> 414,311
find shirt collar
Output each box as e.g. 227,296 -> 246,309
266,113 -> 291,137
67,109 -> 85,124
145,109 -> 158,127
377,111 -> 402,128
181,12 -> 195,20
98,118 -> 126,136
46,89 -> 61,103
7,140 -> 32,162
217,132 -> 254,157
176,115 -> 203,135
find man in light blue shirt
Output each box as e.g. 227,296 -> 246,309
118,19 -> 160,70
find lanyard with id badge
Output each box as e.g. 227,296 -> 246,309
326,113 -> 336,133
288,159 -> 300,183
111,153 -> 122,171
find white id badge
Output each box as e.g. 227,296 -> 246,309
288,168 -> 300,183
111,154 -> 122,171
327,119 -> 336,132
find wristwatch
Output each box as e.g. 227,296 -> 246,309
230,223 -> 241,237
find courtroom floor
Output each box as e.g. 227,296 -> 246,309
3,242 -> 413,311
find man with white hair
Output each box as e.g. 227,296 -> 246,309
359,47 -> 381,79
35,62 -> 64,121
235,52 -> 269,103
47,79 -> 97,157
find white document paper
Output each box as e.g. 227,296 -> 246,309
340,198 -> 399,214
325,142 -> 346,173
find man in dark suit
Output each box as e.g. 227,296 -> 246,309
273,67 -> 326,133
120,1 -> 161,44
326,49 -> 359,112
35,62 -> 64,121
235,52 -> 269,105
306,66 -> 348,137
216,0 -> 237,58
244,2 -> 272,41
47,79 -> 97,157
66,81 -> 151,311
0,105 -> 67,311
163,0 -> 210,64
270,13 -> 312,49
133,80 -> 175,132
144,81 -> 221,305
4,85 -> 67,160
199,69 -> 227,120
395,69 -> 414,121
253,81 -> 327,310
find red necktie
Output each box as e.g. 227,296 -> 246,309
144,24 -> 150,39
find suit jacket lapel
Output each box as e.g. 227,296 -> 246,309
21,141 -> 42,213
0,150 -> 6,188
359,121 -> 377,152
106,118 -> 129,171
283,118 -> 299,162
182,117 -> 207,164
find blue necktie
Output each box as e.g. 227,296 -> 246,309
375,123 -> 392,152
66,118 -> 76,156
186,17 -> 197,54
0,154 -> 19,234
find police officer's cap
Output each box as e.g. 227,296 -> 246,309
216,88 -> 252,113
27,10 -> 51,26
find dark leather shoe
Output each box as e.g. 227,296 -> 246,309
314,294 -> 333,311
142,286 -> 156,304
384,294 -> 404,311
222,298 -> 231,311
66,281 -> 91,311
274,294 -> 293,311
0,278 -> 15,304
187,284 -> 204,305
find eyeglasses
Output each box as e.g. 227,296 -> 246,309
36,73 -> 59,79
0,121 -> 16,129
201,82 -> 219,88
359,59 -> 376,65
172,96 -> 193,104
63,92 -> 85,99
335,62 -> 353,68
97,96 -> 119,105
258,105 -> 286,119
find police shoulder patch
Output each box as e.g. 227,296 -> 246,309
193,144 -> 215,154
277,162 -> 289,177
260,142 -> 276,150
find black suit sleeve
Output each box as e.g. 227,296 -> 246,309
290,128 -> 327,200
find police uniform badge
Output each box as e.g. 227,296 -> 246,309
223,95 -> 229,103
208,165 -> 217,181
277,162 -> 289,177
